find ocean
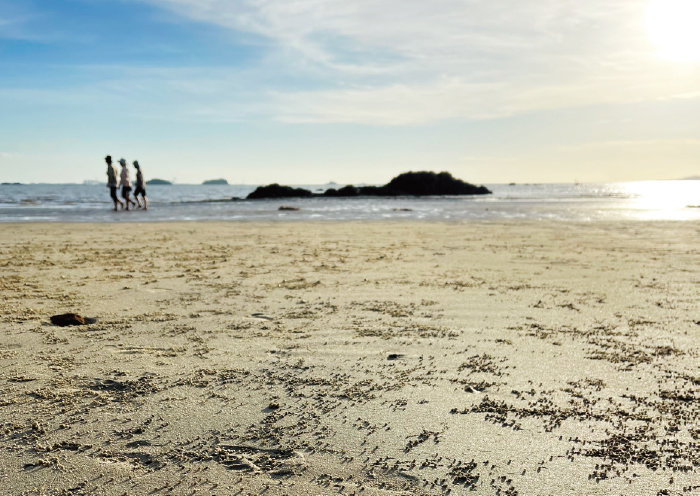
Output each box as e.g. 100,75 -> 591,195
0,181 -> 698,222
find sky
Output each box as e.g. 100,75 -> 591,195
1,0 -> 699,184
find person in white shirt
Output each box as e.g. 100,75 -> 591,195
118,158 -> 137,210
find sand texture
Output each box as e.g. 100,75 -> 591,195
0,221 -> 698,495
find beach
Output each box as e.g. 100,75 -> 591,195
0,220 -> 697,495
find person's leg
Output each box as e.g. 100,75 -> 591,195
110,187 -> 123,210
122,187 -> 130,210
143,194 -> 148,210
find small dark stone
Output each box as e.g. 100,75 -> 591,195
50,313 -> 94,326
387,353 -> 404,360
278,206 -> 299,211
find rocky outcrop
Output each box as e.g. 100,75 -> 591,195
384,171 -> 490,196
322,185 -> 361,197
247,184 -> 313,199
247,171 -> 490,199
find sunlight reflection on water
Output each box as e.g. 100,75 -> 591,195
620,181 -> 700,220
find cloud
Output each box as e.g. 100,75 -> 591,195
141,1 -> 640,70
129,0 -> 700,124
0,2 -> 47,41
554,138 -> 700,152
6,1 -> 700,125
269,75 -> 700,125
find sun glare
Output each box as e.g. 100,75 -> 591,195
646,0 -> 700,62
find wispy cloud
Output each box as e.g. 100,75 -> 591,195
0,151 -> 19,160
554,138 -> 700,152
140,0 -> 644,73
0,2 -> 49,42
5,1 -> 700,126
129,0 -> 700,124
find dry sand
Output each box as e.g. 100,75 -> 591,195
0,221 -> 697,495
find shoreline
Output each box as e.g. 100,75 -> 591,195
3,181 -> 700,224
1,217 -> 699,224
1,221 -> 697,495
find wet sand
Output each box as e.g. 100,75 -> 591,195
0,221 -> 697,495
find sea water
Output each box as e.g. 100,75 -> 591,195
0,181 -> 698,222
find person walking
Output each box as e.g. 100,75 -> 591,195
132,160 -> 148,210
118,158 -> 137,210
105,155 -> 124,211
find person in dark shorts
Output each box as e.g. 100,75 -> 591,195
118,158 -> 137,210
105,155 -> 124,211
132,160 -> 148,210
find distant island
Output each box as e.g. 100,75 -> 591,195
247,171 -> 491,200
202,179 -> 228,185
146,178 -> 172,185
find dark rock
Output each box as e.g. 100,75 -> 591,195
50,313 -> 96,326
247,171 -> 491,199
323,185 -> 360,197
278,206 -> 299,211
387,353 -> 405,360
358,185 -> 392,196
246,184 -> 312,200
384,171 -> 490,196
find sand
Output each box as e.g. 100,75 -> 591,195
0,220 -> 697,495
